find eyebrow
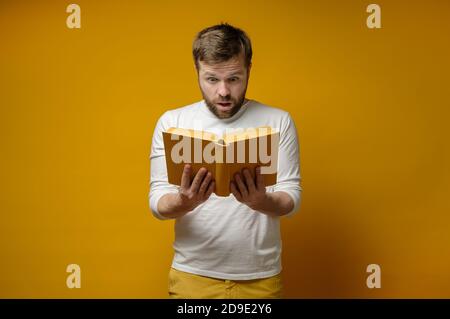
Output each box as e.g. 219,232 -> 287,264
203,71 -> 243,77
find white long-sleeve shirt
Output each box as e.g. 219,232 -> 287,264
149,99 -> 302,280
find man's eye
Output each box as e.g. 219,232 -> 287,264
207,78 -> 218,82
229,77 -> 239,82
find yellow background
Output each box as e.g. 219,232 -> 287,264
1,0 -> 449,298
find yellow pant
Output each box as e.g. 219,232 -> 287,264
168,268 -> 283,299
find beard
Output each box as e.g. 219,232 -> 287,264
201,88 -> 248,119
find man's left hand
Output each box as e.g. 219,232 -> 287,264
230,167 -> 267,210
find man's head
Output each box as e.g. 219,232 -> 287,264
193,23 -> 252,119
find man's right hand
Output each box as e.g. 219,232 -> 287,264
156,164 -> 215,219
175,164 -> 215,212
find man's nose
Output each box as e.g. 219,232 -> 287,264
217,81 -> 231,98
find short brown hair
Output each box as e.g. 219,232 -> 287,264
192,23 -> 252,70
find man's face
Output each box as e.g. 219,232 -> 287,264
197,54 -> 251,119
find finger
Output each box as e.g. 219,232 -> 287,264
243,168 -> 256,193
255,166 -> 265,190
198,172 -> 212,196
205,180 -> 215,199
230,181 -> 242,202
180,164 -> 191,190
234,173 -> 248,198
190,167 -> 207,193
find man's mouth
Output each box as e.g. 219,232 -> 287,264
217,102 -> 232,108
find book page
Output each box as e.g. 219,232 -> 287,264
165,127 -> 218,142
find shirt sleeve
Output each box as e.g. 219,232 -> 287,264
148,111 -> 180,220
272,112 -> 302,218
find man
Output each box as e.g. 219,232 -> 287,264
149,23 -> 302,299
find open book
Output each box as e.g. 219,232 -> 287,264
162,126 -> 279,197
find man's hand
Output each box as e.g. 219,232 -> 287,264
157,164 -> 215,219
230,166 -> 295,217
176,164 -> 215,212
230,167 -> 266,211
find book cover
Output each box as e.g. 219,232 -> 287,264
162,126 -> 279,196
